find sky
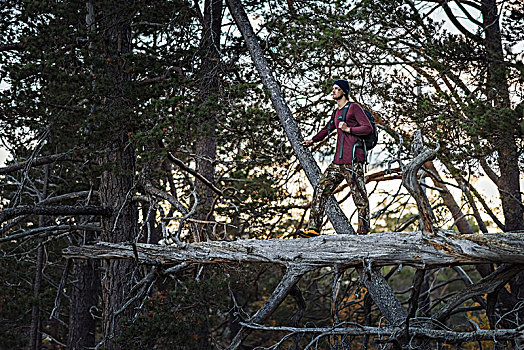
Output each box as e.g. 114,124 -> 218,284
0,149 -> 7,167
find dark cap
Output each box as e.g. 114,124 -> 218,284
333,80 -> 350,95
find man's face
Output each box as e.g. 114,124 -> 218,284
332,85 -> 344,100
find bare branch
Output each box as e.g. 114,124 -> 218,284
0,152 -> 79,175
39,191 -> 98,205
455,0 -> 483,26
0,224 -> 100,243
0,43 -> 24,51
402,131 -> 439,235
159,140 -> 225,198
225,0 -> 354,235
141,181 -> 189,217
436,0 -> 482,42
435,264 -> 522,323
425,161 -> 473,234
228,265 -> 314,350
461,175 -> 505,231
480,158 -> 500,186
135,66 -> 185,86
239,322 -> 522,343
0,205 -> 111,223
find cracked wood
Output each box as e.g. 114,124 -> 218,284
63,231 -> 524,268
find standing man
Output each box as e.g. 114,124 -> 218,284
298,80 -> 373,236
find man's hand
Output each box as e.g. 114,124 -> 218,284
302,139 -> 314,147
339,122 -> 350,133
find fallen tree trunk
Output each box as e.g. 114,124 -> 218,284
63,231 -> 524,268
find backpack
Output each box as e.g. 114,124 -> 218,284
340,103 -> 379,151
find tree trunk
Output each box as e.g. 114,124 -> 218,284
29,164 -> 49,350
67,5 -> 102,348
481,0 -> 523,233
481,0 -> 524,320
67,257 -> 100,350
29,238 -> 44,350
63,231 -> 524,268
194,0 -> 223,242
97,2 -> 138,348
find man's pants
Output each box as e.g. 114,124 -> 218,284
307,162 -> 370,234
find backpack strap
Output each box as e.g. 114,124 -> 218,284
336,103 -> 351,159
340,102 -> 351,124
326,109 -> 337,134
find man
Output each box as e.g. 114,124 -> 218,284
298,79 -> 373,236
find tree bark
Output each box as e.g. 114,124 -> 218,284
67,257 -> 100,350
239,323 -> 522,343
0,152 -> 76,175
29,164 -> 49,350
194,0 -> 223,241
96,2 -> 138,348
481,0 -> 524,319
435,264 -> 521,323
481,0 -> 523,233
67,5 -> 102,347
228,265 -> 313,349
401,131 -> 438,235
63,231 -> 524,268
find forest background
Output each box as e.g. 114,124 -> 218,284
0,0 -> 523,349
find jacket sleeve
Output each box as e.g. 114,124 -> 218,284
348,103 -> 373,136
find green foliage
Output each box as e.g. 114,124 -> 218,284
0,252 -> 33,349
0,241 -> 69,349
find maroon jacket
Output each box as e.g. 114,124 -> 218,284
312,102 -> 373,164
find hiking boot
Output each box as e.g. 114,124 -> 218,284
296,229 -> 320,238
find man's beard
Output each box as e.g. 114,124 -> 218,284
334,94 -> 343,101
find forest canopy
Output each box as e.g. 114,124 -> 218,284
0,0 -> 523,349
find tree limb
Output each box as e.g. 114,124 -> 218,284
435,264 -> 522,323
401,131 -> 439,235
0,152 -> 78,175
225,0 -> 354,235
0,43 -> 24,51
425,161 -> 473,234
159,140 -> 225,198
436,0 -> 482,42
0,224 -> 100,243
0,205 -> 111,223
239,322 -> 522,343
228,265 -> 314,350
